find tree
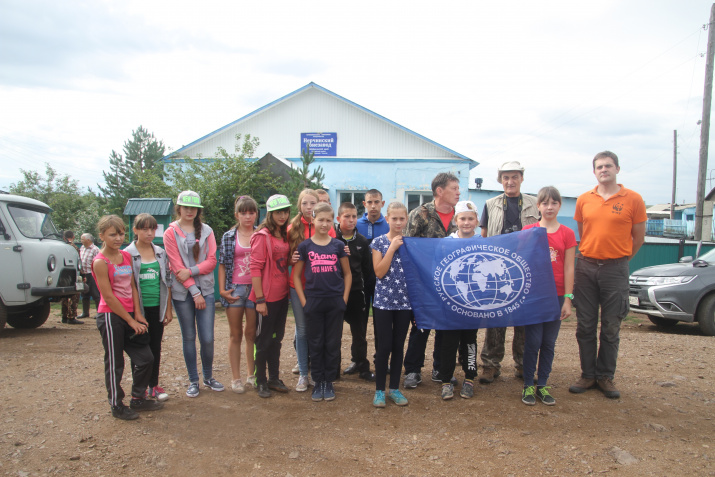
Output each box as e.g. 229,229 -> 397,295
285,144 -> 325,213
9,164 -> 90,232
167,134 -> 279,236
98,126 -> 166,215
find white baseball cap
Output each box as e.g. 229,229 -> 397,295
454,200 -> 478,217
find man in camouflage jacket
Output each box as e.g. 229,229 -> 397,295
402,172 -> 460,388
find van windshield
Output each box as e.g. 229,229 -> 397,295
7,205 -> 61,240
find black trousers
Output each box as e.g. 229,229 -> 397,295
144,305 -> 165,388
254,297 -> 289,385
439,329 -> 478,383
374,308 -> 412,391
364,279 -> 378,364
403,323 -> 442,374
306,295 -> 346,383
96,312 -> 153,407
82,273 -> 101,308
343,289 -> 369,371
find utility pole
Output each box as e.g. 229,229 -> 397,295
671,130 -> 677,220
695,3 -> 715,240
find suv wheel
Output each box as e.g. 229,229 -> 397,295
697,294 -> 715,337
6,301 -> 51,329
647,316 -> 678,328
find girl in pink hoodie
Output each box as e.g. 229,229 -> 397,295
249,194 -> 292,398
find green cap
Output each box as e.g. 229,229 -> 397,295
266,194 -> 291,212
177,190 -> 203,208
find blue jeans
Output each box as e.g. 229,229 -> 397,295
523,296 -> 563,387
290,288 -> 310,376
174,294 -> 216,383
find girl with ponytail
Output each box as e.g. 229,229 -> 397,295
164,190 -> 222,398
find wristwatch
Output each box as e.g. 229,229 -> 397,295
564,293 -> 574,299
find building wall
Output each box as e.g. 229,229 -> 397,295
317,159 -> 471,208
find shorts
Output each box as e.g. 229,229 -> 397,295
225,283 -> 255,309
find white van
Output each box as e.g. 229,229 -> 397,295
0,193 -> 83,331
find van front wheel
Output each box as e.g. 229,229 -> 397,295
0,301 -> 7,332
7,301 -> 51,329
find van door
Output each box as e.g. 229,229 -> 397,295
0,206 -> 26,304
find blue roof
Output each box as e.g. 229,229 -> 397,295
166,82 -> 475,165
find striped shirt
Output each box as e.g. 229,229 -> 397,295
80,244 -> 100,274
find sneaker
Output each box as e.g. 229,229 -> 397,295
597,377 -> 621,399
186,382 -> 200,398
431,369 -> 441,382
203,378 -> 225,392
460,379 -> 475,399
404,372 -> 422,389
358,371 -> 376,382
323,382 -> 335,401
231,379 -> 245,394
111,404 -> 139,420
373,390 -> 386,408
296,375 -> 309,392
292,363 -> 300,374
267,379 -> 289,393
343,362 -> 360,375
479,367 -> 500,384
441,383 -> 454,400
388,389 -> 409,406
569,377 -> 596,394
150,386 -> 169,402
246,375 -> 257,389
522,385 -> 536,406
312,381 -> 324,402
536,385 -> 556,405
257,383 -> 272,398
130,398 -> 164,412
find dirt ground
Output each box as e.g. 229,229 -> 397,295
1,306 -> 714,477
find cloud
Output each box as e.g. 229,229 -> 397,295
0,0 -> 251,90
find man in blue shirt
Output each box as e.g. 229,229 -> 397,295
356,189 -> 389,242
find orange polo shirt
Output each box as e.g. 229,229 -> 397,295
574,185 -> 647,260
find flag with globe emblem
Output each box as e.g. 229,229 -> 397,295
401,227 -> 561,330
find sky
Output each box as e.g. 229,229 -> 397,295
1,0 -> 714,205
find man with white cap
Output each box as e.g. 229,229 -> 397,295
478,161 -> 540,383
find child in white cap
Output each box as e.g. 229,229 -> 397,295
439,200 -> 480,400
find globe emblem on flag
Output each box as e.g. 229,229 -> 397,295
440,252 -> 525,310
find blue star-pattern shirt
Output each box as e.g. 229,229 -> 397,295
369,234 -> 411,311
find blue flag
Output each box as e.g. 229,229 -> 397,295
401,227 -> 560,330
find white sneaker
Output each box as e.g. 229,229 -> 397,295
246,375 -> 257,389
231,379 -> 245,394
292,363 -> 300,374
296,375 -> 309,392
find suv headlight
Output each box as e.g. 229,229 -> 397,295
642,276 -> 695,286
47,255 -> 56,271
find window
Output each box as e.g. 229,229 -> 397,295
338,191 -> 366,216
407,193 -> 433,212
8,205 -> 60,240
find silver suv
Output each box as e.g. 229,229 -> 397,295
0,194 -> 83,331
629,247 -> 715,336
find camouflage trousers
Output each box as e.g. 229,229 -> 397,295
480,326 -> 525,370
61,293 -> 79,320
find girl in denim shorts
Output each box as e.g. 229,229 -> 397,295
219,196 -> 259,393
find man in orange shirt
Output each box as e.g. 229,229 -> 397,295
569,151 -> 646,399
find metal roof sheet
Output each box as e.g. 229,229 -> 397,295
123,198 -> 174,216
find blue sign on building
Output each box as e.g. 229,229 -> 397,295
301,132 -> 337,156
